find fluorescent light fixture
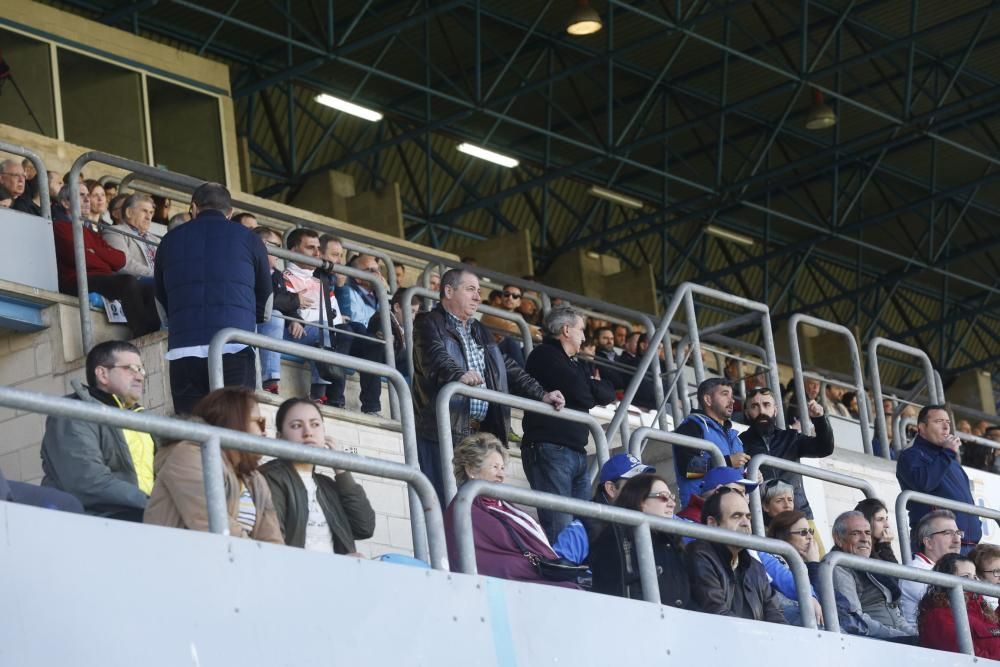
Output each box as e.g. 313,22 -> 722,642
314,93 -> 383,122
705,224 -> 755,247
456,142 -> 519,168
588,185 -> 644,209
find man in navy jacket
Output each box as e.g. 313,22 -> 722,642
154,183 -> 272,414
522,305 -> 616,540
896,404 -> 982,552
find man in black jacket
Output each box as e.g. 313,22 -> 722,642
412,269 -> 564,504
522,305 -> 616,540
739,386 -> 834,526
687,489 -> 786,623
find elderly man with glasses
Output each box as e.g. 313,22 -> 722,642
40,341 -> 155,522
740,385 -> 834,549
899,509 -> 964,625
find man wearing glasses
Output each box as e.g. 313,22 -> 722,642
40,341 -> 154,522
740,385 -> 834,547
896,404 -> 982,553
899,509 -> 963,625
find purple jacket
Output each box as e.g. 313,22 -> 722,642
444,494 -> 578,590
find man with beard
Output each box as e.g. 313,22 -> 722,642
739,386 -> 834,541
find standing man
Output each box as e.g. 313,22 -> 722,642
686,489 -> 786,623
896,404 -> 982,552
412,269 -> 564,503
40,341 -> 154,521
520,305 -> 616,539
674,378 -> 747,506
740,386 -> 834,537
154,182 -> 272,414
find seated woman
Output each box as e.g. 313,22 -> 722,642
760,479 -> 795,529
918,553 -> 1000,659
260,398 -> 375,554
144,387 -> 282,543
972,544 -> 1000,610
766,510 -> 823,627
855,498 -> 897,563
589,473 -> 691,607
443,433 -> 578,589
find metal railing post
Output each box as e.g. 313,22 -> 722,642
627,426 -> 726,468
200,435 -> 229,535
206,328 -> 431,563
868,337 -> 942,460
436,382 -> 610,505
746,455 -> 879,537
788,315 -> 872,450
452,480 -> 815,625
895,490 -> 1000,565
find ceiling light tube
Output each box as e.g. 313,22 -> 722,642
314,93 -> 383,122
588,185 -> 644,209
705,224 -> 755,247
457,142 -> 519,168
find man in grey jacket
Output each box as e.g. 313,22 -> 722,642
41,340 -> 155,521
101,193 -> 158,278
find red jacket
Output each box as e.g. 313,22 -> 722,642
919,594 -> 1000,660
52,219 -> 125,293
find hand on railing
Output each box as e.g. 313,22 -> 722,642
543,391 -> 565,410
458,370 -> 484,386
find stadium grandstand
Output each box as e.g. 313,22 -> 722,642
2,0 -> 1000,664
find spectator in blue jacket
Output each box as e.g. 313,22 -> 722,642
674,378 -> 748,506
896,404 -> 982,553
154,183 -> 272,414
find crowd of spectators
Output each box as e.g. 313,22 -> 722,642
4,152 -> 1000,660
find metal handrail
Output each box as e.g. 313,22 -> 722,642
0,383 -> 447,571
788,314 -> 872,452
817,550 -> 1000,653
627,426 -> 727,469
399,286 -> 535,382
895,490 -> 1000,564
956,431 -> 1000,451
452,479 -> 816,626
607,283 -> 785,447
868,337 -> 943,460
205,328 -> 427,562
435,382 -> 610,504
746,455 -> 879,537
0,140 -> 50,220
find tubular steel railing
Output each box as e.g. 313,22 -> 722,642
0,384 -> 447,570
452,479 -> 815,627
435,382 -> 610,505
868,337 -> 944,460
746,455 -> 879,537
607,283 -> 785,449
817,551 -> 1000,654
627,426 -> 727,469
788,314 -> 872,451
400,286 -> 535,382
894,491 -> 1000,565
205,328 -> 428,561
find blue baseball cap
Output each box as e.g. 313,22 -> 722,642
600,454 -> 655,484
701,466 -> 758,492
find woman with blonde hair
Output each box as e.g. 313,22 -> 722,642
144,387 -> 282,543
443,432 -> 578,589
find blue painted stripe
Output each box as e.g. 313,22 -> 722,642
486,578 -> 517,667
0,298 -> 46,332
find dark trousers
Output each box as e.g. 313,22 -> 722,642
416,435 -> 447,508
88,273 -> 161,338
521,442 -> 591,541
169,347 -> 256,415
1,468 -> 84,514
322,322 -> 364,408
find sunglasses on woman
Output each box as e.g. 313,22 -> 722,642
788,528 -> 815,537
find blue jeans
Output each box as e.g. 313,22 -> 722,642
521,442 -> 590,541
284,323 -> 331,386
416,435 -> 446,508
257,312 -> 285,382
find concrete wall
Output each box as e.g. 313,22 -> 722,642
346,183 -> 405,239
459,230 -> 534,278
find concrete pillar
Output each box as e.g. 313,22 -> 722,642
946,369 -> 996,415
458,230 -> 534,278
292,170 -> 356,221
345,183 -> 404,238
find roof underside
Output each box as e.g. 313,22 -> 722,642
45,0 -> 1000,391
